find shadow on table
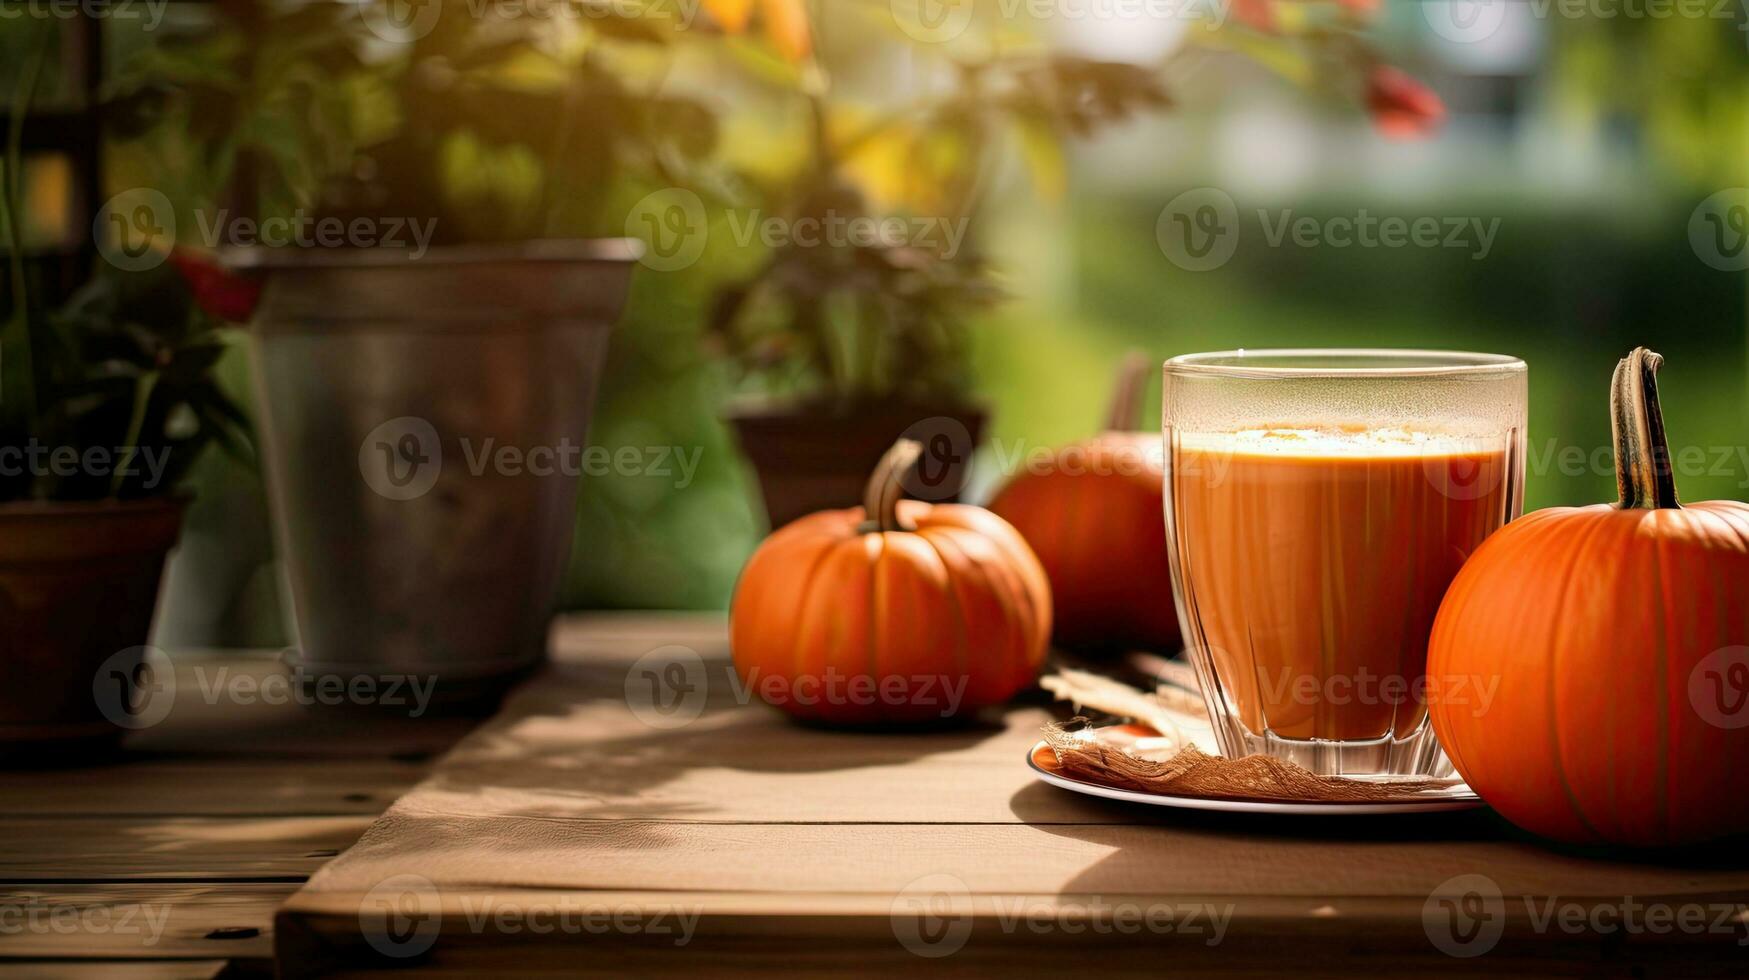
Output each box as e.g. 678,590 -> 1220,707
1006,779 -> 1749,889
413,657 -> 1014,823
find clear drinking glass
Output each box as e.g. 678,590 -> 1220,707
1162,350 -> 1527,776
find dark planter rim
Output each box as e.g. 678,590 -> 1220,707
0,496 -> 188,520
218,237 -> 644,271
724,394 -> 987,421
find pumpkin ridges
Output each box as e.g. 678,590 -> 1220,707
927,522 -> 1047,703
1432,500 -> 1749,845
921,527 -> 1021,708
788,533 -> 881,723
730,522 -> 843,695
914,529 -> 973,706
1549,510 -> 1637,843
731,443 -> 1053,726
873,531 -> 962,723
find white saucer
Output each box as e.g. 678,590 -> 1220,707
1027,740 -> 1485,815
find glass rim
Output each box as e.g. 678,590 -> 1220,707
1164,348 -> 1526,379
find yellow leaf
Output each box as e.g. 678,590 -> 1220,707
702,0 -> 753,33
758,0 -> 812,62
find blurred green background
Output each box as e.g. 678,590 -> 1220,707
3,3 -> 1745,646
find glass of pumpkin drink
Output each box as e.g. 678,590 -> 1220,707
1163,350 -> 1526,777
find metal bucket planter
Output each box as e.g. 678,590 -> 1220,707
231,241 -> 641,707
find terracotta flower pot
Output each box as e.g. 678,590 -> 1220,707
728,398 -> 986,529
0,498 -> 185,756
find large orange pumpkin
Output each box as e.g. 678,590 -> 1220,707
1429,349 -> 1749,846
730,439 -> 1052,725
988,354 -> 1180,652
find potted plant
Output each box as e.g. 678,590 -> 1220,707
703,3 -> 1445,527
143,1 -> 741,703
0,232 -> 249,751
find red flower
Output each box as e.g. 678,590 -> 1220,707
1365,66 -> 1446,140
170,249 -> 262,323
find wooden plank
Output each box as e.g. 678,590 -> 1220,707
0,818 -> 372,882
0,962 -> 227,979
119,660 -> 479,761
290,815 -> 1749,899
0,884 -> 284,959
0,761 -> 423,817
275,887 -> 1749,979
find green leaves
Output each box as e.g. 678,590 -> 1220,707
1,264 -> 253,502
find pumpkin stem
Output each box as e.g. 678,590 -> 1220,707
1611,347 -> 1681,510
1104,350 -> 1153,432
863,438 -> 923,533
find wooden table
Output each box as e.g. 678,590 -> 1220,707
0,648 -> 479,977
5,614 -> 1747,977
275,615 -> 1748,977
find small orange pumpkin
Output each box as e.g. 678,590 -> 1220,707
730,439 -> 1052,725
988,354 -> 1180,652
1429,349 -> 1749,846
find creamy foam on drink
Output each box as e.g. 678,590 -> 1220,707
1170,426 -> 1511,741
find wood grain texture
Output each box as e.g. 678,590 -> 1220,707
0,960 -> 227,979
0,884 -> 286,959
0,817 -> 373,882
0,653 -> 469,969
279,614 -> 1749,975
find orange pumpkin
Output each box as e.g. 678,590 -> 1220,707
1429,349 -> 1749,846
730,439 -> 1052,725
988,354 -> 1180,652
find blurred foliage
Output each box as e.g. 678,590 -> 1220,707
1,20 -> 247,504
5,2 -> 1741,624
